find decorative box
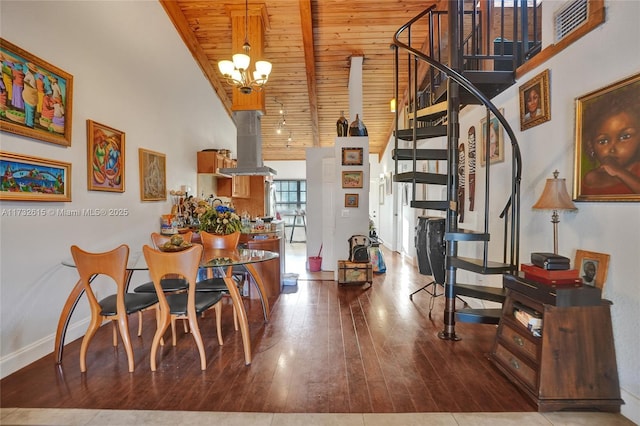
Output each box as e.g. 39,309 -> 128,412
338,260 -> 372,285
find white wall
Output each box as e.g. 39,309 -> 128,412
0,0 -> 236,376
377,1 -> 640,422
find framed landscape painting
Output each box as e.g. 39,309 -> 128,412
87,120 -> 125,192
342,147 -> 363,166
0,38 -> 73,147
139,148 -> 166,201
0,151 -> 71,201
342,171 -> 363,188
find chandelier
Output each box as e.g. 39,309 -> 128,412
217,0 -> 272,94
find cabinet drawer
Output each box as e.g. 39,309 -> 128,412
494,344 -> 537,392
498,321 -> 540,362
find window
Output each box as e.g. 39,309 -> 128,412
274,179 -> 306,215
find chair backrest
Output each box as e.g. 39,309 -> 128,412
199,230 -> 240,249
150,231 -> 193,249
142,244 -> 203,308
70,244 -> 129,309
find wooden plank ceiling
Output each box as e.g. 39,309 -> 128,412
161,0 -> 441,161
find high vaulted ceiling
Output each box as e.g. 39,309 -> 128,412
160,0 -> 441,161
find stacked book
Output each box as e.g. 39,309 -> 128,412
521,263 -> 582,286
513,302 -> 543,337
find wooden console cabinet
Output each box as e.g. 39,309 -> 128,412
491,274 -> 623,412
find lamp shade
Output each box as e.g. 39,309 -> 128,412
218,60 -> 235,77
254,60 -> 272,77
232,53 -> 250,71
532,171 -> 577,211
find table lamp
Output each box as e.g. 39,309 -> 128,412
532,170 -> 577,254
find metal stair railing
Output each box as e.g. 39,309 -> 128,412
392,5 -> 523,271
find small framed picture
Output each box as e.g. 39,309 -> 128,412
344,193 -> 359,208
480,108 -> 505,166
139,148 -> 166,201
342,170 -> 363,188
87,120 -> 125,192
342,147 -> 363,166
575,249 -> 610,290
519,69 -> 551,131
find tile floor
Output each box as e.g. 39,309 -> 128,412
1,408 -> 636,426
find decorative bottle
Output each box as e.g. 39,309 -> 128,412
336,111 -> 349,137
349,114 -> 368,136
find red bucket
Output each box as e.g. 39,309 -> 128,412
308,256 -> 322,272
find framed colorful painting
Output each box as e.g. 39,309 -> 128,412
480,108 -> 505,166
344,193 -> 359,208
573,73 -> 640,201
139,148 -> 166,201
0,151 -> 71,201
87,120 -> 125,192
0,38 -> 73,147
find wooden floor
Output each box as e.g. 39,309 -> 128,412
1,245 -> 536,413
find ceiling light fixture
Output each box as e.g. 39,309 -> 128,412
275,98 -> 287,134
217,0 -> 272,94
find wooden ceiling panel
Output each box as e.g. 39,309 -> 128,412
162,0 -> 441,160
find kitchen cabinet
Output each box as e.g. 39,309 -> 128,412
197,150 -> 227,175
490,274 -> 623,412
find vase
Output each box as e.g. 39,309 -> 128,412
336,111 -> 348,137
349,114 -> 368,136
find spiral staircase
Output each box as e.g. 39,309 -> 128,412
392,1 -> 540,340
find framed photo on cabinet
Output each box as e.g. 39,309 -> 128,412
575,250 -> 610,290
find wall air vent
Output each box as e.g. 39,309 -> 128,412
554,0 -> 588,42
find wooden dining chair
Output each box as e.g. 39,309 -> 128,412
142,244 -> 224,371
133,232 -> 193,336
70,244 -> 158,373
196,230 -> 243,330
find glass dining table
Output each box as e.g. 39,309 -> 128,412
55,247 -> 278,366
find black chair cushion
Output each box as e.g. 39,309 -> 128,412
195,277 -> 228,292
99,293 -> 158,316
133,278 -> 188,294
165,292 -> 224,316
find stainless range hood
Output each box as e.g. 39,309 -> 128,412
218,110 -> 277,176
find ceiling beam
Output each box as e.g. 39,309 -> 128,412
299,0 -> 320,147
159,0 -> 233,118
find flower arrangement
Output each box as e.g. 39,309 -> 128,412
197,203 -> 242,235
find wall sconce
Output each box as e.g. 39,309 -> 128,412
532,170 -> 577,254
390,98 -> 396,113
